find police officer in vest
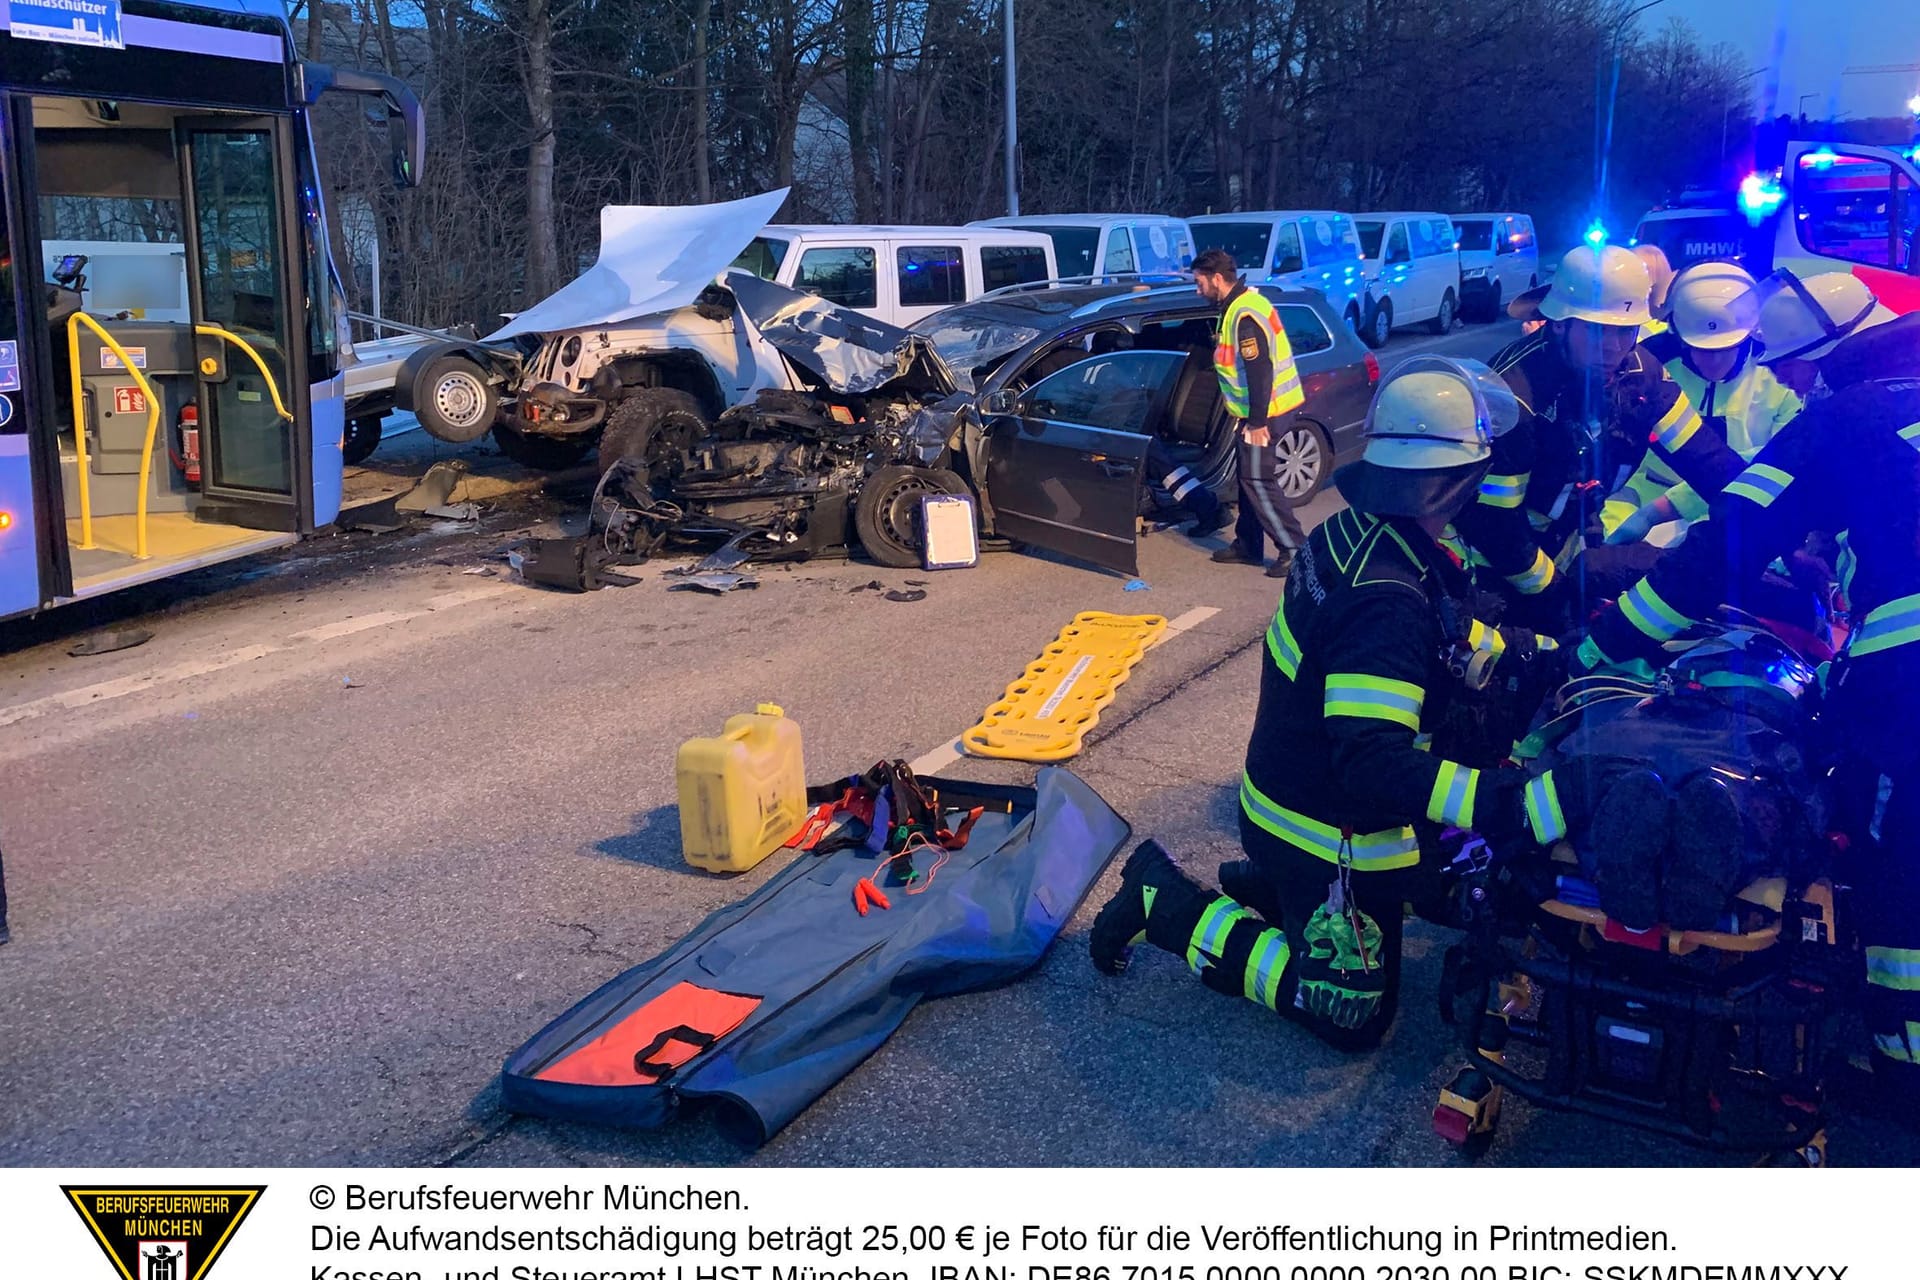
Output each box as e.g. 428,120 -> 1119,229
1192,249 -> 1307,577
1088,357 -> 1593,1048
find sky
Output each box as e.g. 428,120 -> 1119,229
1661,0 -> 1920,121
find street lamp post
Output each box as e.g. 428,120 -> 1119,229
1004,0 -> 1018,216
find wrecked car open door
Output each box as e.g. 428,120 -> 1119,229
982,350 -> 1186,576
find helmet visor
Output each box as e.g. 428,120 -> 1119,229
1362,354 -> 1521,447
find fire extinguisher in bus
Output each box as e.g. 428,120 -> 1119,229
172,401 -> 201,485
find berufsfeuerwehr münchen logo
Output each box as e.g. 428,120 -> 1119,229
64,1186 -> 264,1280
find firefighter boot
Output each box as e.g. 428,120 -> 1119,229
1667,773 -> 1746,932
1089,840 -> 1216,975
1218,858 -> 1288,925
1589,768 -> 1671,932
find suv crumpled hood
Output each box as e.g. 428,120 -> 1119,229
487,189 -> 789,341
727,272 -> 956,397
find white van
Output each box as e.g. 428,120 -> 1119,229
968,214 -> 1195,280
1447,212 -> 1539,322
727,225 -> 1057,328
1354,212 -> 1463,339
1188,211 -> 1374,342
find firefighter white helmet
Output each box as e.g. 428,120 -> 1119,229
1666,261 -> 1758,350
1335,356 -> 1521,519
1753,270 -> 1897,364
1538,244 -> 1654,327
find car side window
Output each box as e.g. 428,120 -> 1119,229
981,245 -> 1049,289
1103,230 -> 1136,274
897,245 -> 964,307
1276,305 -> 1333,355
1271,223 -> 1305,274
1024,350 -> 1186,434
1386,224 -> 1411,263
796,246 -> 877,309
1796,154 -> 1919,270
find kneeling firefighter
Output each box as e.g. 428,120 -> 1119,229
1088,358 -> 1594,1048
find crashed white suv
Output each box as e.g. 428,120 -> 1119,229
415,192 -> 1054,471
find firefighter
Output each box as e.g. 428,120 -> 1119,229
1604,261 -> 1804,545
1088,357 -> 1597,1048
1455,244 -> 1743,630
1573,272 -> 1920,1104
1191,248 -> 1307,577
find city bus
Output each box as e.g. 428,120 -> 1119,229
0,0 -> 423,620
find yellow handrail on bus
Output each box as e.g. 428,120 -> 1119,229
193,324 -> 294,422
66,312 -> 163,559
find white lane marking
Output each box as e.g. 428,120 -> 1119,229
0,584 -> 523,729
0,644 -> 280,728
906,604 -> 1223,776
285,587 -> 511,643
290,610 -> 416,643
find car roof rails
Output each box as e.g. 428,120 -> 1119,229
972,271 -> 1194,302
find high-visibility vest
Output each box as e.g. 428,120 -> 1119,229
1214,288 -> 1305,421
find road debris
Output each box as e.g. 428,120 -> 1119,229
68,628 -> 153,657
669,572 -> 759,594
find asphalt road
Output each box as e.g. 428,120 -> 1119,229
3,320 -> 1912,1169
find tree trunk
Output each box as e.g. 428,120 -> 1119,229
694,0 -> 711,202
304,0 -> 325,59
844,0 -> 875,220
524,0 -> 561,301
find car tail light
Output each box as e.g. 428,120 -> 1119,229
1364,351 -> 1381,386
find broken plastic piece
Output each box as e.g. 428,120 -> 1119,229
669,572 -> 759,594
395,459 -> 468,513
883,589 -> 927,603
68,628 -> 153,657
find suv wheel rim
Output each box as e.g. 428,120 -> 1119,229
1373,311 -> 1390,345
435,372 -> 487,429
1274,427 -> 1322,498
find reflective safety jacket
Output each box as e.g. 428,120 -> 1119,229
1215,285 -> 1304,423
1456,331 -> 1742,600
1606,333 -> 1805,527
1243,509 -> 1548,871
1581,317 -> 1920,776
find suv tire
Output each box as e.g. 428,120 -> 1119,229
413,352 -> 499,443
597,388 -> 709,484
1429,289 -> 1457,335
854,465 -> 970,568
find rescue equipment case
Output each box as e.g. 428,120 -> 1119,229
503,767 -> 1130,1143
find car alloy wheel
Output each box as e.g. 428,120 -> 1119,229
1273,425 -> 1324,499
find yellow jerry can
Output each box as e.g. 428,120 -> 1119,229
676,703 -> 808,873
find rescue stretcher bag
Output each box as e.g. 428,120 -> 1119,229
1533,628 -> 1828,890
501,767 -> 1129,1144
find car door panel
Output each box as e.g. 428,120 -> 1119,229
985,417 -> 1149,574
981,349 -> 1184,574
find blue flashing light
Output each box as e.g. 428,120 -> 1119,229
1806,146 -> 1838,170
1582,220 -> 1608,250
1738,170 -> 1787,226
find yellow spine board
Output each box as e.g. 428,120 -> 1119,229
961,611 -> 1167,762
